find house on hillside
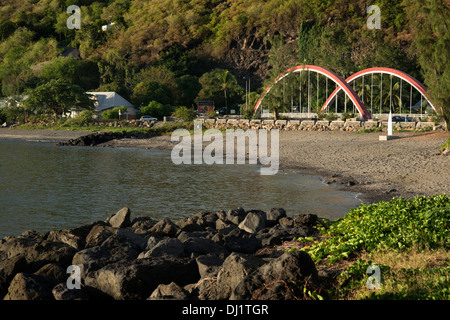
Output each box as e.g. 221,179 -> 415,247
58,47 -> 81,60
85,92 -> 136,120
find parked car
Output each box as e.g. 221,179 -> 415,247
392,116 -> 406,122
140,116 -> 158,121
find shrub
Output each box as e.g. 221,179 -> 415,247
207,110 -> 217,118
342,112 -> 355,120
325,113 -> 338,121
140,101 -> 174,120
62,110 -> 94,127
171,106 -> 196,122
101,106 -> 128,120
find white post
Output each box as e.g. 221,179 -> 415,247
388,110 -> 393,136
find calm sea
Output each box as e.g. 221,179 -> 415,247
0,139 -> 361,238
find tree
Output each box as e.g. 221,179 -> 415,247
196,69 -> 243,112
140,100 -> 174,120
406,0 -> 450,131
155,44 -> 200,77
131,81 -> 173,107
23,79 -> 94,119
174,75 -> 201,106
263,80 -> 290,121
39,56 -> 100,91
171,106 -> 196,123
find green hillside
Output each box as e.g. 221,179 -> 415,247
0,0 -> 448,125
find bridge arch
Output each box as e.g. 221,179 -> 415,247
320,67 -> 436,113
254,65 -> 371,120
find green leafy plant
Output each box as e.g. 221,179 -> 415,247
61,110 -> 94,127
304,194 -> 449,264
324,112 -> 338,121
441,138 -> 450,150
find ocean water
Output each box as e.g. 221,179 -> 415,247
0,139 -> 361,238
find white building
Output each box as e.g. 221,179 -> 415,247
85,92 -> 136,120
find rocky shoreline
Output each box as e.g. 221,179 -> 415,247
0,206 -> 326,300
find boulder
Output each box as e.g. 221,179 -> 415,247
3,273 -> 57,300
278,217 -> 293,227
138,238 -> 184,259
215,218 -> 233,230
130,217 -> 158,235
203,253 -> 265,300
46,222 -> 98,250
0,237 -> 77,272
226,207 -> 247,225
148,282 -> 192,300
106,207 -> 131,228
231,251 -> 318,300
0,254 -> 27,296
84,257 -> 200,300
150,218 -> 179,237
238,210 -> 266,233
219,228 -> 261,254
85,224 -> 115,248
176,218 -> 204,232
114,228 -> 147,251
293,214 -> 318,228
52,282 -> 89,300
46,230 -> 84,250
34,263 -> 66,283
72,237 -> 139,278
181,237 -> 228,257
85,224 -> 146,250
196,255 -> 224,278
258,225 -> 311,246
143,236 -> 160,250
265,208 -> 287,227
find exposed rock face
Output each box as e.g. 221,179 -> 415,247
0,206 -> 322,300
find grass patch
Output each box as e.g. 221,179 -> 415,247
354,127 -> 382,134
294,194 -> 449,300
441,137 -> 450,150
12,121 -> 193,135
335,246 -> 449,300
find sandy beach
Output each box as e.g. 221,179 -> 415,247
0,128 -> 90,142
1,127 -> 448,204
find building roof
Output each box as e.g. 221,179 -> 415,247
86,92 -> 134,111
58,47 -> 81,60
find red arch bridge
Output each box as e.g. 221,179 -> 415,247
253,65 -> 436,120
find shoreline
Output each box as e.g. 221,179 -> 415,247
1,127 -> 448,205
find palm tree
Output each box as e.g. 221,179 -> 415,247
218,70 -> 231,111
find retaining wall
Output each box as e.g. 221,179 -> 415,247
201,119 -> 439,132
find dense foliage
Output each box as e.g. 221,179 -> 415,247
306,194 -> 449,264
0,0 -> 448,124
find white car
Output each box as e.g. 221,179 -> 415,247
140,116 -> 158,121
